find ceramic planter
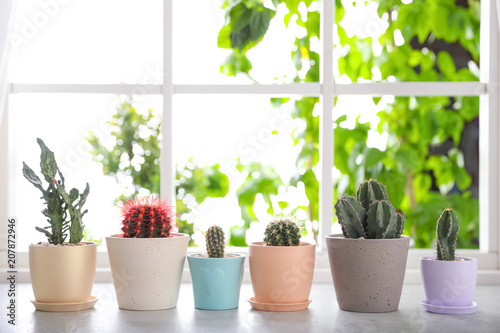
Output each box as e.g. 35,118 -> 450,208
248,242 -> 315,311
326,234 -> 410,313
421,256 -> 477,308
106,233 -> 189,310
187,254 -> 245,310
29,242 -> 97,310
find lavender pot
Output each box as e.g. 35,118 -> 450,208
420,256 -> 477,307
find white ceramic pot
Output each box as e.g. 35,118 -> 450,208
106,233 -> 189,310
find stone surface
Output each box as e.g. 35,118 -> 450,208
1,283 -> 499,333
326,235 -> 410,312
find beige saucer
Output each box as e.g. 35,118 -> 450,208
248,297 -> 311,312
31,296 -> 98,312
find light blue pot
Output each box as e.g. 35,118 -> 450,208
187,253 -> 245,310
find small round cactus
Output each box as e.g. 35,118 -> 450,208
264,216 -> 301,246
206,225 -> 225,258
121,197 -> 175,238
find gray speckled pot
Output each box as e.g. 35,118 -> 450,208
326,234 -> 410,313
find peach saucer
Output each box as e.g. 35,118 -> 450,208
248,297 -> 311,312
31,296 -> 98,312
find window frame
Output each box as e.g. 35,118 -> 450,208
2,0 -> 499,281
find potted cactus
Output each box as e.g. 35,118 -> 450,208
248,216 -> 315,312
420,208 -> 478,314
106,197 -> 189,310
187,225 -> 245,310
326,179 -> 410,313
23,138 -> 97,312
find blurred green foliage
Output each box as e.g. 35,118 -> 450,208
87,98 -> 229,246
218,0 -> 480,248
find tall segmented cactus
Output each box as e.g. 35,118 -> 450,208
121,198 -> 175,238
356,179 -> 389,211
206,225 -> 225,258
22,138 -> 89,244
436,208 -> 459,261
334,179 -> 405,239
264,216 -> 301,246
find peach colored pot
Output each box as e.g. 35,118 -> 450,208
29,242 -> 97,303
249,242 -> 315,305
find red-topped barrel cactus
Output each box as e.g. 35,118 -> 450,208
121,197 -> 175,238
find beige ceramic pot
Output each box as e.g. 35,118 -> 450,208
249,242 -> 315,306
106,233 -> 189,310
29,242 -> 97,303
326,234 -> 410,313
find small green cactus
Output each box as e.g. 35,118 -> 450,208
206,225 -> 225,258
264,216 -> 301,246
335,179 -> 405,239
22,138 -> 89,244
436,208 -> 459,261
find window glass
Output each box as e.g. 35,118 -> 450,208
172,94 -> 318,247
9,0 -> 162,84
11,93 -> 162,250
173,0 -> 318,84
332,94 -> 479,249
334,0 -> 480,83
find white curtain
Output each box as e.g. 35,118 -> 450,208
0,0 -> 16,125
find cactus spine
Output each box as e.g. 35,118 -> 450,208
334,179 -> 405,239
206,225 -> 225,258
22,138 -> 89,244
121,198 -> 174,238
436,208 -> 459,261
264,216 -> 301,246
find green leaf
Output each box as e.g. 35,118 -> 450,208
437,51 -> 456,77
37,138 -> 58,183
229,225 -> 247,246
249,9 -> 271,41
22,162 -> 45,194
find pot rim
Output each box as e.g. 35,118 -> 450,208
420,256 -> 477,262
188,253 -> 245,259
106,232 -> 189,239
249,241 -> 316,248
29,241 -> 98,247
325,233 -> 411,241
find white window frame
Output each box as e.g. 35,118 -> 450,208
2,0 -> 499,284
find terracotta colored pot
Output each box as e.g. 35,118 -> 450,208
326,234 -> 410,313
106,233 -> 189,310
421,256 -> 477,307
249,242 -> 315,305
187,254 -> 245,310
29,242 -> 97,303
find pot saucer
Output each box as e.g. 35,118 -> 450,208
248,297 -> 311,312
421,300 -> 479,315
31,296 -> 98,312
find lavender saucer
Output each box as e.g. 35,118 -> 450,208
421,300 -> 479,315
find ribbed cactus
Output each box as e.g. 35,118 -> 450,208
356,179 -> 389,211
206,225 -> 225,258
335,179 -> 405,239
264,216 -> 301,246
334,195 -> 367,238
436,208 -> 459,261
121,198 -> 175,238
22,138 -> 89,244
